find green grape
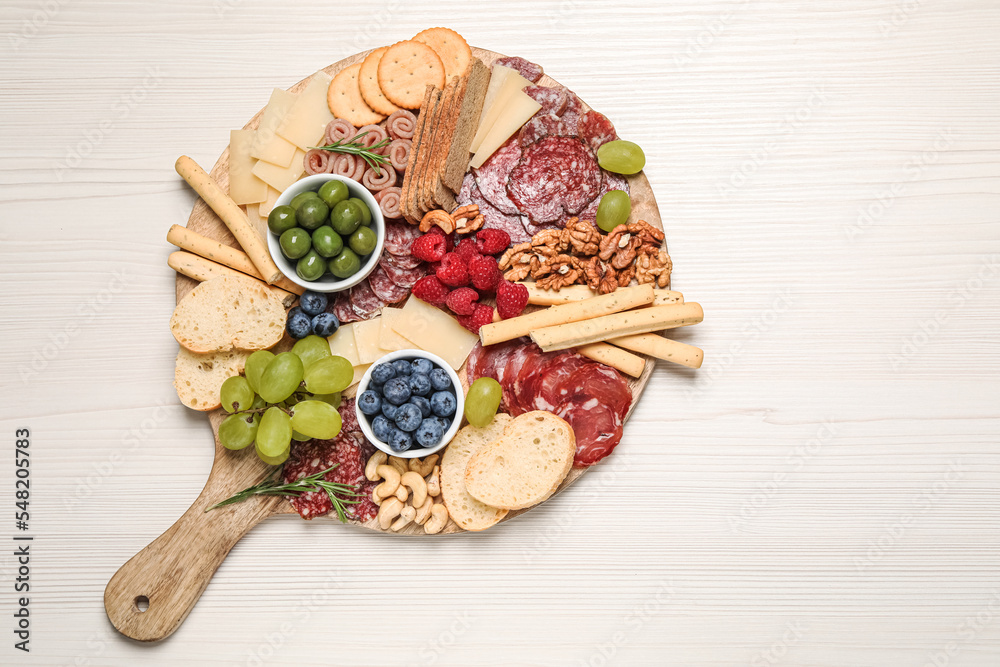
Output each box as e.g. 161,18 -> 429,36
596,190 -> 632,233
218,412 -> 259,450
256,406 -> 292,460
219,376 -> 254,414
290,400 -> 343,439
256,441 -> 290,466
291,335 -> 332,368
291,430 -> 311,442
251,394 -> 267,410
303,355 -> 354,394
596,140 -> 646,175
311,391 -> 342,408
464,377 -> 502,427
258,352 -> 304,404
244,350 -> 275,393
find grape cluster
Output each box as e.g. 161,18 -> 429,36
217,335 -> 356,465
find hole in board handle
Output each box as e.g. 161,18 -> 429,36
134,595 -> 149,613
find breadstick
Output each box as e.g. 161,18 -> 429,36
520,283 -> 683,307
174,155 -> 283,284
576,343 -> 645,378
166,224 -> 304,295
530,303 -> 703,352
168,251 -> 296,307
609,333 -> 703,369
480,284 -> 655,346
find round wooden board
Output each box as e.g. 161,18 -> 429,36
180,47 -> 665,536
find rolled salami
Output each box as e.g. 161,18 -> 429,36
386,109 -> 417,140
362,163 -> 397,192
324,118 -> 357,145
330,154 -> 366,181
375,187 -> 402,219
303,148 -> 332,175
387,139 -> 411,172
356,124 -> 389,155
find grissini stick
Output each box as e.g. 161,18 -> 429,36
609,333 -> 703,369
530,303 -> 704,352
576,343 -> 646,378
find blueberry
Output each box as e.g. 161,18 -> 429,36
394,403 -> 422,432
387,427 -> 413,452
430,391 -> 457,417
382,377 -> 411,405
410,395 -> 432,418
429,368 -> 452,391
371,415 -> 392,442
428,416 -> 451,432
408,373 -> 431,397
391,359 -> 413,376
415,418 -> 444,447
411,358 -> 434,376
311,312 -> 340,337
381,401 -> 401,420
286,307 -> 312,339
299,291 -> 328,316
357,390 -> 381,416
371,363 -> 396,385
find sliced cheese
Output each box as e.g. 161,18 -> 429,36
470,65 -> 521,152
251,148 -> 306,193
244,203 -> 267,240
276,72 -> 334,150
351,363 -> 372,388
469,90 -> 541,169
258,187 -> 281,217
391,297 -> 479,370
353,317 -> 387,365
379,308 -> 416,352
327,324 -> 361,367
228,129 -> 267,205
251,88 -> 299,168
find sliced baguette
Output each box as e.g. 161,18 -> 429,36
174,347 -> 249,411
440,414 -> 512,531
464,411 -> 576,511
169,274 -> 285,353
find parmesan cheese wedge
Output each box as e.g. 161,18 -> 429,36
530,303 -> 704,352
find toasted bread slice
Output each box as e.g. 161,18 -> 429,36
440,414 -> 512,531
464,411 -> 576,510
174,347 -> 249,411
169,275 -> 285,353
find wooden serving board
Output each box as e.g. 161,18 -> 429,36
105,47 -> 664,642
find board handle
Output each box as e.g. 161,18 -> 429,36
104,474 -> 281,642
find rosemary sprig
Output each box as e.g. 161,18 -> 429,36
206,464 -> 363,523
311,130 -> 391,175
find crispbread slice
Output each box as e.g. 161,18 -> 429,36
441,414 -> 512,531
429,75 -> 467,210
174,347 -> 249,411
402,85 -> 440,223
169,275 -> 285,353
420,76 -> 461,212
443,58 -> 489,193
464,411 -> 576,510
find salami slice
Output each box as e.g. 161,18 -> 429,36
281,434 -> 368,520
463,177 -> 531,244
493,56 -> 544,83
524,85 -> 568,117
339,397 -> 360,435
379,259 -> 427,289
558,88 -> 583,127
507,136 -> 603,223
349,281 -> 386,319
518,113 -> 573,146
577,110 -> 618,152
331,293 -> 361,324
578,170 -> 629,223
472,139 -> 523,215
380,248 -> 424,270
383,220 -> 421,256
557,401 -> 624,468
369,265 -> 410,303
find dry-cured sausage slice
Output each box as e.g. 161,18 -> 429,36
383,219 -> 421,255
507,136 -> 603,224
518,113 -> 573,146
349,281 -> 386,319
457,172 -> 531,244
472,139 -> 523,215
577,109 -> 618,152
379,259 -> 427,289
330,292 -> 361,324
493,56 -> 544,83
368,265 -> 410,303
282,434 -> 373,520
524,85 -> 568,117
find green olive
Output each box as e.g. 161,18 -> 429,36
296,198 -> 330,231
596,140 -> 646,175
267,205 -> 297,235
312,225 -> 344,258
596,190 -> 632,232
279,228 -> 311,259
318,180 -> 350,209
349,197 -> 372,225
330,200 -> 363,236
349,226 -> 378,256
329,248 -> 361,279
296,250 -> 327,282
289,191 -> 320,211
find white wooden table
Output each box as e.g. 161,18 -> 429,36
1,1 -> 998,664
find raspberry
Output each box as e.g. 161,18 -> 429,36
411,275 -> 450,306
457,303 -> 495,334
445,287 -> 479,316
453,238 -> 481,266
468,254 -> 502,292
435,253 -> 470,287
496,280 -> 529,319
411,233 -> 447,262
426,226 -> 454,253
475,228 -> 512,256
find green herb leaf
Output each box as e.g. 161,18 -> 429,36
311,131 -> 392,176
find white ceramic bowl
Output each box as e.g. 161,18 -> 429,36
355,349 -> 465,459
266,174 -> 385,293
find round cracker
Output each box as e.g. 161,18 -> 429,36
413,27 -> 472,81
377,40 -> 446,110
359,46 -> 401,116
328,62 -> 386,127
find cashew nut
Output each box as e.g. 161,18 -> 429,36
413,496 -> 434,525
388,456 -> 408,476
373,465 -> 401,502
409,454 -> 439,477
390,504 -> 416,531
365,451 -> 388,482
378,497 -> 404,530
424,503 -> 449,534
400,471 -> 428,508
425,465 -> 441,497
394,484 -> 408,503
